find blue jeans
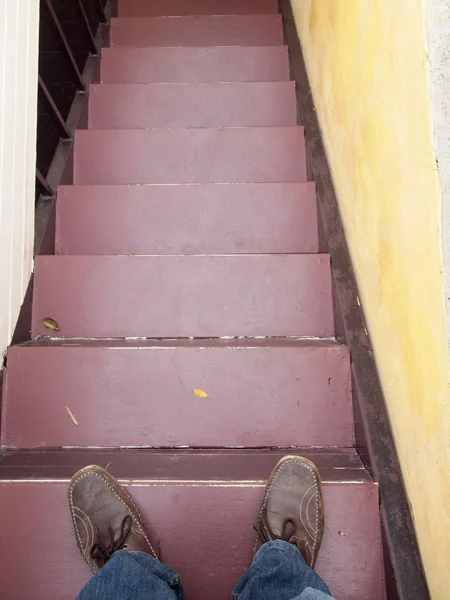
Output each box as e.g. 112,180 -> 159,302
76,540 -> 333,600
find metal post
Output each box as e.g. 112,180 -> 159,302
95,0 -> 108,24
36,169 -> 54,196
38,76 -> 71,140
44,0 -> 86,91
76,0 -> 99,55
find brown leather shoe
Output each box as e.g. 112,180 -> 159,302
254,455 -> 325,568
69,465 -> 158,573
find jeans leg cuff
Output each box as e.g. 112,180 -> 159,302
253,540 -> 303,564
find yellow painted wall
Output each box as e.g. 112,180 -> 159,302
291,0 -> 450,596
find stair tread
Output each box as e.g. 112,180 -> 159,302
31,254 -> 333,339
3,340 -> 350,448
0,448 -> 369,480
118,0 -> 280,17
0,479 -> 384,600
88,82 -> 297,128
56,183 -> 318,255
100,46 -> 290,83
73,127 -> 306,185
110,15 -> 284,46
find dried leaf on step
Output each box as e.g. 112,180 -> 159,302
42,317 -> 60,331
338,531 -> 345,536
192,389 -> 209,398
66,406 -> 79,426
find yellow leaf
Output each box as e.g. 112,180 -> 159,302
66,406 -> 79,426
42,317 -> 60,331
192,389 -> 209,398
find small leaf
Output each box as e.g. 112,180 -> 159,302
338,530 -> 345,536
192,389 -> 209,398
42,317 -> 60,331
66,406 -> 79,426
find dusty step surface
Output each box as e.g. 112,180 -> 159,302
118,0 -> 279,17
110,15 -> 284,46
0,474 -> 384,600
100,46 -> 289,84
2,339 -> 351,449
73,127 -> 306,185
88,82 -> 297,129
31,255 -> 333,339
56,183 -> 318,255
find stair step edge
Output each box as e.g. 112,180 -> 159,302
11,337 -> 344,348
118,0 -> 280,17
0,448 -> 372,483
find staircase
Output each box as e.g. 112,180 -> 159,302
0,1 -> 385,598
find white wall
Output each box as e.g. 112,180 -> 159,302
0,0 -> 40,355
425,0 -> 450,350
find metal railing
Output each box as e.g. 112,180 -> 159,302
36,0 -> 109,197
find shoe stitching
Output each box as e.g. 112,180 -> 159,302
254,458 -> 320,562
298,487 -> 314,539
73,506 -> 95,555
69,471 -> 159,563
303,485 -> 317,538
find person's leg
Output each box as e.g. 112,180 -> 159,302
75,551 -> 181,600
69,465 -> 183,600
233,540 -> 332,600
233,456 -> 334,600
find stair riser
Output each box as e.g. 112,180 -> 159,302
88,82 -> 297,129
0,449 -> 368,481
0,482 -> 384,600
56,183 -> 318,255
110,16 -> 284,46
100,47 -> 290,84
118,0 -> 279,17
3,344 -> 351,448
73,128 -> 306,185
31,255 -> 334,338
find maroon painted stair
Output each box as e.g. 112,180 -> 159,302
88,82 -> 297,128
31,255 -> 333,338
2,339 -> 353,448
118,0 -> 280,17
0,0 -> 386,598
73,127 -> 306,184
56,183 -> 318,254
100,46 -> 290,83
109,15 -> 285,46
0,451 -> 383,600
